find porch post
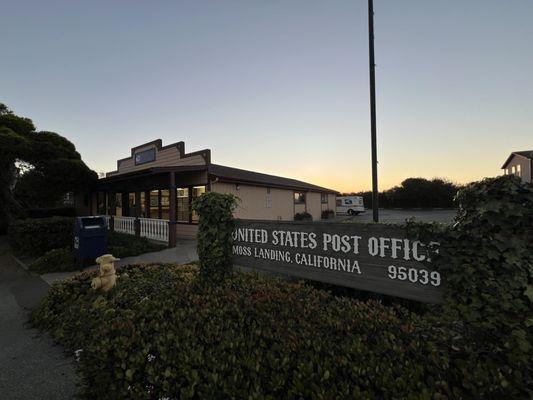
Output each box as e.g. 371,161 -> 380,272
157,190 -> 162,219
168,172 -> 177,248
134,191 -> 142,236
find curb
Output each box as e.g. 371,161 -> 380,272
11,254 -> 31,272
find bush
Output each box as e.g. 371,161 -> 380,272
27,207 -> 76,218
33,264 -> 451,400
107,231 -> 166,258
406,175 -> 533,398
8,216 -> 73,256
8,217 -> 165,271
353,177 -> 461,209
29,247 -> 77,274
294,212 -> 312,221
440,175 -> 532,398
321,209 -> 335,219
192,192 -> 237,281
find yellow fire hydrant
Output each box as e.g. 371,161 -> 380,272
91,254 -> 119,292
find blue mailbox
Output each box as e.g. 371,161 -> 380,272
74,216 -> 108,264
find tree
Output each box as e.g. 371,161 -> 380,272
351,177 -> 461,209
0,104 -> 97,232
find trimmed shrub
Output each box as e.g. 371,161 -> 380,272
8,216 -> 73,256
192,192 -> 237,281
32,264 -> 451,400
321,209 -> 335,219
439,175 -> 533,398
29,247 -> 77,274
107,231 -> 166,258
27,207 -> 76,218
294,211 -> 312,221
406,175 -> 533,398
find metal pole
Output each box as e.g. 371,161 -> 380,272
368,0 -> 379,222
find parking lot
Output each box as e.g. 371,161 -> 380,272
335,209 -> 456,224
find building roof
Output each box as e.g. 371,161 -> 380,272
501,150 -> 533,169
209,164 -> 338,194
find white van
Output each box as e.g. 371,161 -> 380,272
336,196 -> 365,215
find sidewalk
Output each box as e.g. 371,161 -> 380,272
0,237 -> 76,400
40,239 -> 199,285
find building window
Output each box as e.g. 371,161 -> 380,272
266,187 -> 272,208
128,193 -> 136,214
294,192 -> 306,204
160,189 -> 170,220
517,164 -> 521,177
140,192 -> 146,217
191,186 -> 207,222
150,190 -> 159,218
177,188 -> 189,222
321,193 -> 328,204
115,193 -> 122,216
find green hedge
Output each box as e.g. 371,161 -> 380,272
442,175 -> 532,397
29,247 -> 77,274
107,231 -> 166,258
32,264 -> 452,400
294,212 -> 312,221
193,192 -> 237,282
8,216 -> 73,256
25,231 -> 167,274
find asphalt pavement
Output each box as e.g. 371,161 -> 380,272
0,237 -> 76,400
335,208 -> 456,224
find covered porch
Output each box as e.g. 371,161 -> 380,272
91,166 -> 209,247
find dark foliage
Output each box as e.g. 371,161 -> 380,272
32,264 -> 451,400
107,231 -> 166,259
8,217 -> 74,256
321,209 -> 335,219
294,211 -> 313,221
0,103 -> 97,233
406,175 -> 533,398
9,216 -> 165,272
26,207 -> 76,218
353,177 -> 460,209
29,247 -> 77,274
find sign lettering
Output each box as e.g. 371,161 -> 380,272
232,220 -> 443,303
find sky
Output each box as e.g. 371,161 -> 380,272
2,0 -> 532,192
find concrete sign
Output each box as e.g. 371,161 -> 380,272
232,220 -> 443,303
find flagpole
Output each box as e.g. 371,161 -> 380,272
368,0 -> 379,222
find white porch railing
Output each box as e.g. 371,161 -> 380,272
104,215 -> 111,230
139,217 -> 169,242
114,216 -> 136,235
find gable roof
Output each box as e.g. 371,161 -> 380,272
209,164 -> 338,194
501,150 -> 533,169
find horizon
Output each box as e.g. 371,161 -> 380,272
2,0 -> 532,192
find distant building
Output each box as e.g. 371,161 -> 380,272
76,139 -> 338,245
501,150 -> 533,183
